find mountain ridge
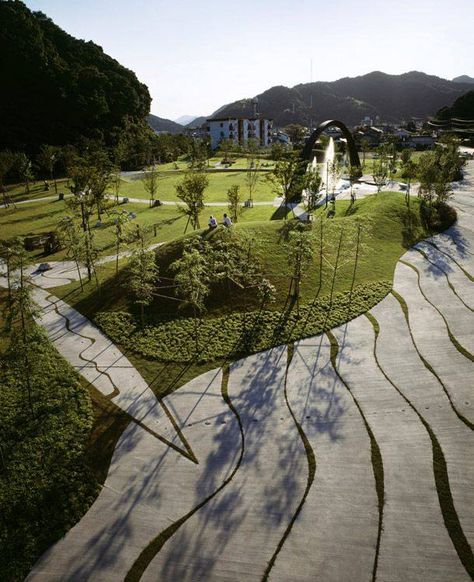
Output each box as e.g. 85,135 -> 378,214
211,71 -> 474,127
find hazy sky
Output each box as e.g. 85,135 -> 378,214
24,0 -> 474,120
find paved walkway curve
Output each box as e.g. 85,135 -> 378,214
20,161 -> 474,580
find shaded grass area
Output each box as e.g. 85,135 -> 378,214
0,317 -> 98,581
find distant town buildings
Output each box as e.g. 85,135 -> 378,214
207,118 -> 273,150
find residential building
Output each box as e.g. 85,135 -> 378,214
207,118 -> 272,150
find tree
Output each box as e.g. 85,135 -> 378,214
176,172 -> 209,231
127,227 -> 159,326
245,139 -> 261,202
218,138 -> 235,164
0,150 -> 15,208
16,153 -> 34,194
66,167 -> 99,285
360,138 -> 371,170
142,161 -> 160,207
267,157 -> 306,218
229,231 -> 263,346
417,151 -> 439,207
400,151 -> 417,206
372,150 -> 389,194
111,167 -> 122,204
284,124 -> 306,144
57,216 -> 86,290
286,229 -> 314,314
304,168 -> 322,213
36,145 -> 60,194
3,237 -> 38,412
88,153 -> 113,220
189,139 -> 208,170
348,165 -> 360,204
270,142 -> 286,161
171,239 -> 210,354
111,209 -> 133,275
227,184 -> 241,223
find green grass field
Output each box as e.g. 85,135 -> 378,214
119,168 -> 276,203
0,196 -> 274,263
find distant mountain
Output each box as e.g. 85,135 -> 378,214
452,75 -> 474,84
175,115 -> 200,126
147,114 -> 184,134
186,116 -> 207,128
211,71 -> 474,127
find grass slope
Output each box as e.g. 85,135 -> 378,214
52,192 -> 455,366
0,317 -> 98,581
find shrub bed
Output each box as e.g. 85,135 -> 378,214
0,326 -> 98,581
96,280 -> 391,363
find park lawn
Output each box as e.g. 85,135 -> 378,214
0,196 -> 274,263
4,178 -> 70,203
117,168 -> 276,203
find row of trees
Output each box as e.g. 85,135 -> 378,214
370,139 -> 465,207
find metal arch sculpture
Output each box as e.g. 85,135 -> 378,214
302,119 -> 361,174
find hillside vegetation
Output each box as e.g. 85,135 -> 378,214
0,1 -> 151,152
214,71 -> 473,127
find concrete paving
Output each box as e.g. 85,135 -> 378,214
371,294 -> 474,545
141,347 -> 308,581
332,316 -> 470,582
27,368 -> 246,581
34,289 -> 189,440
271,335 -> 379,582
393,262 -> 474,423
402,248 -> 474,355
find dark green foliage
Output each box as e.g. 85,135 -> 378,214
0,324 -> 97,581
437,90 -> 474,120
0,1 -> 150,153
95,281 -> 391,363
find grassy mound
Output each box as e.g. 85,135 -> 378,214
58,192 -> 455,317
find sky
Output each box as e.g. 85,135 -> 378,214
24,0 -> 474,121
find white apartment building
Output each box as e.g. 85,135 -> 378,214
207,117 -> 272,150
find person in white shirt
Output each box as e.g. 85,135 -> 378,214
223,213 -> 233,227
208,215 -> 218,229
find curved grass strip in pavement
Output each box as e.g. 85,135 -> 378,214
326,330 -> 384,582
124,365 -> 245,582
425,241 -> 474,281
45,293 -> 120,399
44,293 -> 198,463
365,312 -> 474,579
414,248 -> 474,312
390,290 -> 474,431
262,343 -> 317,581
399,260 -> 474,363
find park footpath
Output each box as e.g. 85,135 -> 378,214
11,161 -> 474,581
